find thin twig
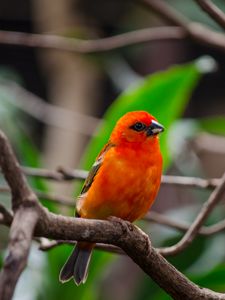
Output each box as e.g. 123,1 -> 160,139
36,190 -> 74,206
0,80 -> 100,136
21,166 -> 88,181
19,166 -> 222,189
0,16 -> 225,54
0,27 -> 185,53
0,185 -> 75,207
38,238 -> 123,254
140,0 -> 225,52
159,172 -> 225,256
194,0 -> 225,30
144,211 -> 225,236
161,175 -> 220,189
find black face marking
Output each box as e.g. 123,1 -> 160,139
130,122 -> 147,132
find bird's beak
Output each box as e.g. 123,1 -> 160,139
146,120 -> 164,136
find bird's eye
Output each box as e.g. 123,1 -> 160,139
130,122 -> 146,132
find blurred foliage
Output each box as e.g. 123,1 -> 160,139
1,57 -> 225,300
81,58 -> 206,173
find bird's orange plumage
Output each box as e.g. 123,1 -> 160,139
60,111 -> 164,285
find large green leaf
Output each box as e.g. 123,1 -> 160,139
81,58 -> 206,174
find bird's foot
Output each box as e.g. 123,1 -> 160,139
107,216 -> 134,233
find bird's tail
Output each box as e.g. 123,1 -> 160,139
59,242 -> 94,285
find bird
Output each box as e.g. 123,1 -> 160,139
59,110 -> 164,285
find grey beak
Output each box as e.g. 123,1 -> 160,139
146,120 -> 164,136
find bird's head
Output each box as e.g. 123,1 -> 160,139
110,111 -> 164,145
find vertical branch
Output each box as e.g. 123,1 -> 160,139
0,207 -> 39,300
0,131 -> 40,300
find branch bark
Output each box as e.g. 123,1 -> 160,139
35,212 -> 225,300
0,205 -> 39,300
0,132 -> 40,300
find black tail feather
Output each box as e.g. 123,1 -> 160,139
59,243 -> 93,285
73,247 -> 93,285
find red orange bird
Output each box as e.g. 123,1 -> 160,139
59,111 -> 164,285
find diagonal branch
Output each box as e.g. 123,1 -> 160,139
194,0 -> 225,30
145,211 -> 225,236
0,132 -> 36,211
159,172 -> 225,256
140,0 -> 225,52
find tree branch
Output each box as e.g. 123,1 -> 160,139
1,129 -> 225,299
0,27 -> 185,53
0,14 -> 224,55
0,132 -> 37,211
0,205 -> 39,300
34,212 -> 225,300
194,0 -> 225,30
0,132 -> 40,300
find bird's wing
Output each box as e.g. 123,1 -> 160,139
80,142 -> 115,195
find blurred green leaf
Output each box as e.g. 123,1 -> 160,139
81,59 -> 204,174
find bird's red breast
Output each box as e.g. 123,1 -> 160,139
76,111 -> 163,222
